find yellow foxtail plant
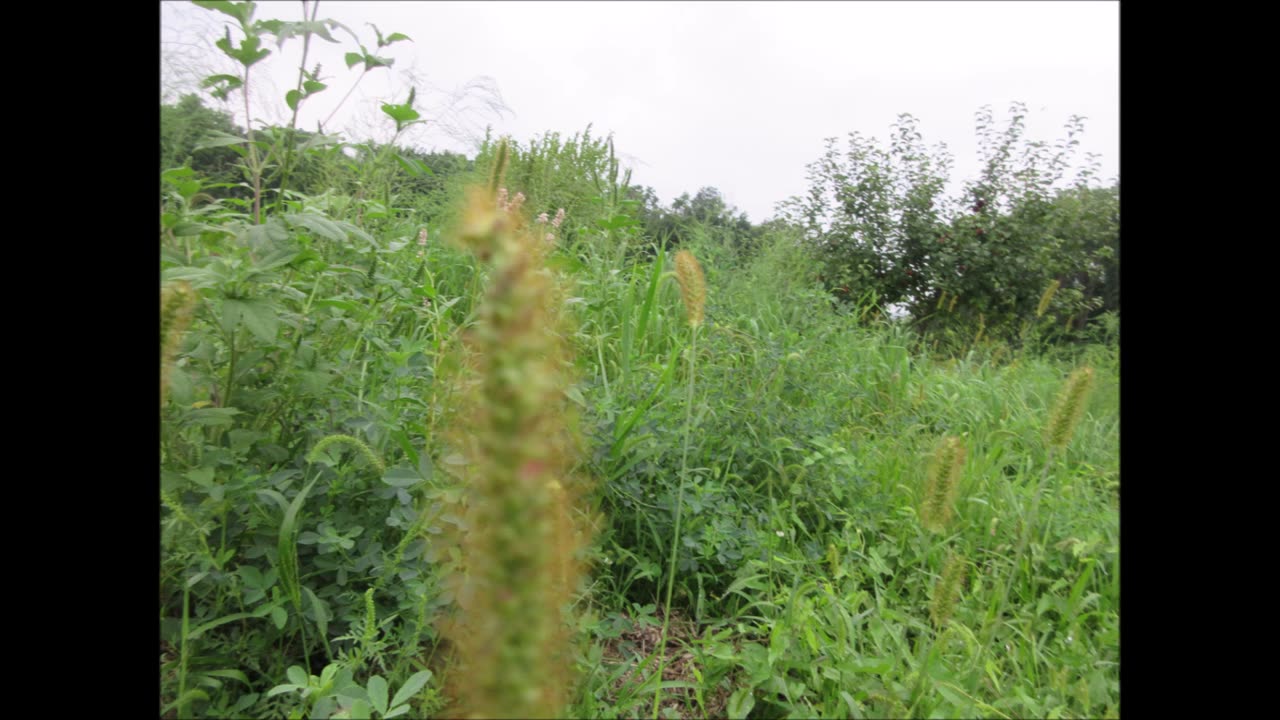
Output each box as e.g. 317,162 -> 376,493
910,436 -> 967,714
976,365 -> 1095,665
930,551 -> 967,629
908,551 -> 969,716
1020,278 -> 1063,352
439,176 -> 592,719
919,436 -> 966,534
1036,279 -> 1061,319
651,249 -> 706,719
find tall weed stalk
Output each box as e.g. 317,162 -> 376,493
652,250 -> 706,719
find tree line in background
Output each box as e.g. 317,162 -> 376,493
163,93 -> 1117,349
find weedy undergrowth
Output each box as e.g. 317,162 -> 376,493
161,281 -> 197,408
977,364 -> 1096,666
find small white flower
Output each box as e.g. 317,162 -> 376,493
775,530 -> 785,538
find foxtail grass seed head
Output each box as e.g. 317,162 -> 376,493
161,281 -> 197,407
362,587 -> 378,646
1045,366 -> 1095,450
930,552 -> 967,628
920,436 -> 966,533
306,434 -> 385,474
674,250 -> 706,328
1037,279 -> 1061,318
440,187 -> 592,719
948,294 -> 959,313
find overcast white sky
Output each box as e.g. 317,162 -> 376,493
161,1 -> 1118,223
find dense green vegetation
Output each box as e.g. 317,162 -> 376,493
161,3 -> 1118,718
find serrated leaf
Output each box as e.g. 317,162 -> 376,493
253,247 -> 301,272
288,213 -> 347,242
239,299 -> 281,343
367,676 -> 389,715
239,217 -> 289,250
332,220 -> 374,245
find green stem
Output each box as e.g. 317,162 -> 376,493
242,63 -> 263,225
223,325 -> 239,409
653,325 -> 698,719
178,583 -> 191,720
275,1 -> 321,214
